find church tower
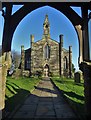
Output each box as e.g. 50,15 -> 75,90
43,14 -> 50,38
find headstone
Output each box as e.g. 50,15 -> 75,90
74,72 -> 81,83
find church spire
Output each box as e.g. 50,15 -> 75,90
43,14 -> 50,38
44,14 -> 49,24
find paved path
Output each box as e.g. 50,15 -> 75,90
9,77 -> 77,119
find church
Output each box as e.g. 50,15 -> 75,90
21,15 -> 72,77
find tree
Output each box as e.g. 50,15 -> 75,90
11,50 -> 21,69
72,63 -> 76,73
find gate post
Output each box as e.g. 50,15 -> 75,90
80,62 -> 91,118
80,6 -> 91,118
1,4 -> 12,118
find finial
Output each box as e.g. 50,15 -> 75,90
44,14 -> 49,24
46,14 -> 48,18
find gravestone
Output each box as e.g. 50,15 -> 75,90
74,72 -> 81,83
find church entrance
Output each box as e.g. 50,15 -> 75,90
43,64 -> 49,77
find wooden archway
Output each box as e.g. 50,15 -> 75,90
1,2 -> 91,118
2,3 -> 82,53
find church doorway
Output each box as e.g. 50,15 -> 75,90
43,64 -> 49,77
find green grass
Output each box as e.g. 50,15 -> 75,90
5,76 -> 40,112
51,77 -> 85,118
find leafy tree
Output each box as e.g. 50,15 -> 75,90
72,63 -> 76,73
11,50 -> 21,68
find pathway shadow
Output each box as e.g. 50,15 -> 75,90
62,91 -> 84,101
51,80 -> 84,101
5,83 -> 30,113
34,86 -> 57,94
3,79 -> 85,120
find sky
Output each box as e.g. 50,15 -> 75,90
0,5 -> 91,71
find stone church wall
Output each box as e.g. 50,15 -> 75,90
48,39 -> 59,76
31,38 -> 60,76
62,49 -> 69,77
21,15 -> 72,78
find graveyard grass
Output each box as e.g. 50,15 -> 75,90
5,76 -> 41,112
5,76 -> 85,118
51,77 -> 85,118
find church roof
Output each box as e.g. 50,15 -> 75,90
25,48 -> 31,52
63,48 -> 69,52
50,38 -> 59,44
34,38 -> 59,44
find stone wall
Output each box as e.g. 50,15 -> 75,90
21,45 -> 25,76
63,49 -> 69,77
24,35 -> 72,77
31,38 -> 59,76
69,46 -> 72,78
0,52 -> 11,110
12,68 -> 21,78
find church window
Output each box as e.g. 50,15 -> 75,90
26,58 -> 30,69
44,44 -> 50,59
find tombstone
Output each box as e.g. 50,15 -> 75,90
74,72 -> 81,83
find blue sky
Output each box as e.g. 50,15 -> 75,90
0,5 -> 91,71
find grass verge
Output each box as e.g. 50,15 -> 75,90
5,76 -> 40,112
51,77 -> 85,119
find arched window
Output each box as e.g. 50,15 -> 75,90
44,44 -> 50,59
26,58 -> 30,69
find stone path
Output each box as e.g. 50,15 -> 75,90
9,77 -> 77,119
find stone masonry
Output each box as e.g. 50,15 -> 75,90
21,15 -> 72,77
